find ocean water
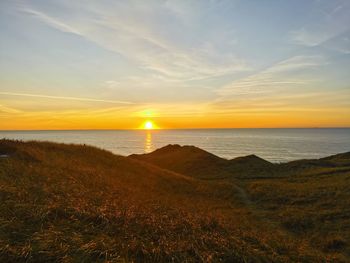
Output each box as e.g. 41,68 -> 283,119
1,128 -> 350,163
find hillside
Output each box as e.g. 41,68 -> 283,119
131,144 -> 350,179
1,140 -> 349,262
129,144 -> 230,179
227,154 -> 275,178
130,144 -> 275,179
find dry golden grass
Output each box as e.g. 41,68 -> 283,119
244,167 -> 350,262
0,139 -> 347,262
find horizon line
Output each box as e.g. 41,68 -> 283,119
1,127 -> 350,132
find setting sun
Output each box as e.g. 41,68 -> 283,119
142,120 -> 157,130
145,121 -> 153,129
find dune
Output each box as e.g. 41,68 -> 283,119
1,139 -> 349,262
129,144 -> 230,179
130,144 -> 275,179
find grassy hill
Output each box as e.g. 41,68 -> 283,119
129,144 -> 231,179
1,140 -> 349,262
130,144 -> 275,179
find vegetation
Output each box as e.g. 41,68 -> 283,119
0,140 -> 349,262
130,144 -> 274,179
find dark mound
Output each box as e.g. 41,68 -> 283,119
130,144 -> 274,179
228,154 -> 275,178
321,151 -> 350,166
130,144 -> 230,179
276,151 -> 350,176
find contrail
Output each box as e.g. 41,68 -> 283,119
0,92 -> 134,105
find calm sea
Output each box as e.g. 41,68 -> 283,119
1,128 -> 349,163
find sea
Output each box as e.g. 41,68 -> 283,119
1,128 -> 350,163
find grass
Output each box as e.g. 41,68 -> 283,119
244,166 -> 350,262
0,139 -> 348,262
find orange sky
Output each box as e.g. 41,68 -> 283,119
1,104 -> 349,130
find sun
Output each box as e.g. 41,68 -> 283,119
143,120 -> 154,130
140,120 -> 159,130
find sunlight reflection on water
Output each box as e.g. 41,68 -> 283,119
144,131 -> 153,153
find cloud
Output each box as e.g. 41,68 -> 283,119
322,30 -> 350,54
21,7 -> 82,35
209,87 -> 350,118
0,104 -> 22,114
210,54 -> 350,117
218,55 -> 325,96
101,74 -> 216,103
290,28 -> 328,47
19,2 -> 248,82
289,0 -> 350,48
0,92 -> 134,105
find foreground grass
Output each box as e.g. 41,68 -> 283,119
0,140 -> 346,262
244,167 -> 350,262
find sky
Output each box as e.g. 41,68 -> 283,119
0,0 -> 350,129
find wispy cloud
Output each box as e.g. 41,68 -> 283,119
290,28 -> 328,47
289,0 -> 350,48
0,104 -> 22,114
22,7 -> 82,36
218,55 -> 325,96
207,87 -> 350,124
0,92 -> 134,105
19,2 -> 248,82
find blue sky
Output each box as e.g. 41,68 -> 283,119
0,0 -> 349,128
